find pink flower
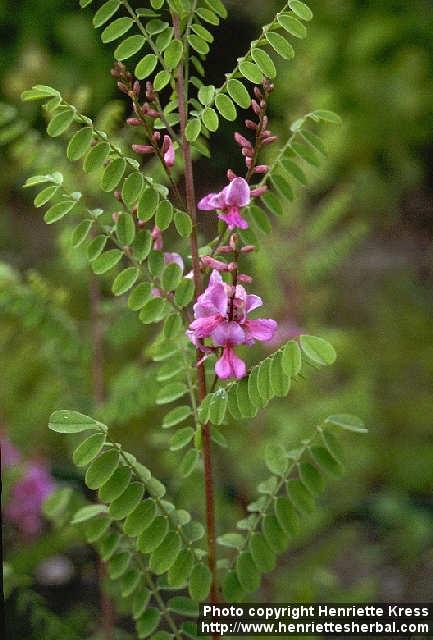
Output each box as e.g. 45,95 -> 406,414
187,271 -> 277,379
162,135 -> 175,168
198,177 -> 251,230
5,462 -> 55,538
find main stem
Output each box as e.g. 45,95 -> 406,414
172,14 -> 219,608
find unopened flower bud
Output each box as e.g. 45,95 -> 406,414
117,82 -> 129,95
112,211 -> 120,223
250,185 -> 268,197
152,131 -> 161,142
151,226 -> 163,251
126,117 -> 142,126
245,157 -> 253,168
133,80 -> 141,96
262,115 -> 269,129
238,273 -> 253,284
132,144 -> 154,154
254,86 -> 263,99
227,262 -> 238,272
254,164 -> 269,174
146,81 -> 156,100
260,99 -> 266,109
114,191 -> 123,202
229,234 -> 238,250
262,135 -> 278,145
251,100 -> 261,115
241,245 -> 256,253
245,119 -> 257,130
227,169 -> 237,181
217,245 -> 233,254
201,256 -> 228,271
242,147 -> 254,158
162,135 -> 175,168
137,220 -> 146,229
234,132 -> 252,148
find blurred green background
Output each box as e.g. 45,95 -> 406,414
1,0 -> 432,638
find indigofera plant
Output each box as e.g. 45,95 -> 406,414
22,0 -> 367,637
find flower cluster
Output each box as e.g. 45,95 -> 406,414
187,271 -> 277,379
112,62 -> 175,169
1,434 -> 55,538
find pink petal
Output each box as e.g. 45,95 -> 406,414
164,252 -> 184,271
197,190 -> 226,211
219,207 -> 249,230
246,294 -> 263,313
190,315 -> 223,339
243,319 -> 277,344
163,135 -> 175,168
225,177 -> 251,208
212,321 -> 245,347
215,347 -> 246,380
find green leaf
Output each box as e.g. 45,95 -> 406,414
168,549 -> 194,588
265,443 -> 288,476
179,449 -> 198,478
133,588 -> 151,620
67,127 -> 93,160
282,340 -> 302,376
310,446 -> 343,476
114,35 -> 145,61
287,478 -> 315,513
99,466 -> 132,503
289,0 -> 313,20
299,462 -> 325,495
248,367 -> 264,409
205,0 -> 227,19
217,533 -> 244,549
196,7 -> 219,25
154,70 -> 171,91
155,200 -> 173,230
101,17 -> 133,43
257,358 -> 272,404
174,210 -> 192,237
92,249 -> 123,275
21,84 -> 60,101
236,552 -> 260,594
72,219 -> 93,248
83,141 -> 110,173
249,533 -> 276,572
138,516 -> 169,554
109,482 -> 145,520
128,282 -> 152,310
150,531 -> 181,574
43,487 -> 73,519
236,378 -> 257,419
270,351 -> 291,397
163,313 -> 183,339
122,172 -> 144,207
121,568 -> 141,597
44,200 -> 75,224
274,496 -> 300,535
49,410 -> 103,434
123,499 -> 156,536
71,504 -> 108,525
227,78 -> 251,109
322,430 -> 345,464
209,388 -> 228,425
325,414 -> 367,433
109,552 -> 131,580
215,94 -> 237,121
248,204 -> 271,234
116,212 -> 136,246
281,157 -> 308,185
186,118 -> 201,142
156,382 -> 187,405
168,596 -> 198,617
223,571 -> 245,603
257,476 -> 278,494
239,61 -> 263,84
137,608 -> 160,639
271,173 -> 293,202
174,278 -> 194,307
112,267 -> 139,296
135,54 -> 158,80
262,515 -> 289,553
33,185 -> 58,208
73,433 -> 106,467
24,172 -> 63,188
261,191 -> 284,216
85,450 -> 120,490
99,531 -> 121,561
188,34 -> 210,55
162,262 -> 182,291
47,108 -> 74,137
313,109 -> 342,125
169,427 -> 194,451
202,107 -> 219,132
101,158 -> 126,191
277,12 -> 307,38
188,563 -> 211,602
138,187 -> 159,221
87,235 -> 108,261
93,0 -> 120,27
133,230 -> 152,263
84,516 -> 111,543
251,48 -> 276,78
291,140 -> 320,167
300,335 -> 336,366
164,39 -> 183,69
139,297 -> 170,324
265,32 -> 295,60
146,18 -> 168,35
163,406 -> 192,429
198,84 -> 216,105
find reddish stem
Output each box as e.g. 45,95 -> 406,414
172,13 -> 219,610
